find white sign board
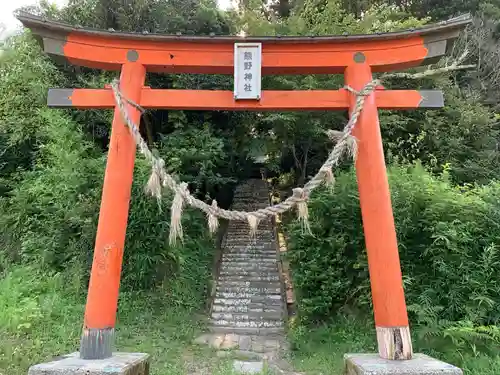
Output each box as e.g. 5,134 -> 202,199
234,43 -> 262,100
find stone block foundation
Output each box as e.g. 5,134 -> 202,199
28,352 -> 150,375
345,353 -> 462,375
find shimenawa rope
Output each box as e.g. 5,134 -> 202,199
111,80 -> 373,244
110,60 -> 475,245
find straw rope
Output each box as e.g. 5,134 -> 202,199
110,60 -> 475,244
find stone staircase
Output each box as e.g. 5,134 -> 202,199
196,179 -> 287,355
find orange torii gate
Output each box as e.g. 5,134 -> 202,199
18,12 -> 469,365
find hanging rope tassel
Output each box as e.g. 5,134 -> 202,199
345,135 -> 359,161
321,166 -> 335,190
293,188 -> 312,235
169,182 -> 188,246
328,130 -> 358,162
145,158 -> 165,207
208,200 -> 219,236
326,129 -> 343,143
247,214 -> 260,240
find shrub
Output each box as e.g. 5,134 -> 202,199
123,158 -> 215,294
0,32 -> 216,296
287,164 -> 500,328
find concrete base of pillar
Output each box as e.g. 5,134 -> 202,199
28,352 -> 150,375
344,353 -> 462,375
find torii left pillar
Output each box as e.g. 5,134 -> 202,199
80,62 -> 145,359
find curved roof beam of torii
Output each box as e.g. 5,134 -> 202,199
17,12 -> 471,75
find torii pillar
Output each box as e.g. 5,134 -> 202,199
18,10 -> 469,375
345,62 -> 412,359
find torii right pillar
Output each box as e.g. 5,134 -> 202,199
343,60 -> 464,375
345,61 -> 411,360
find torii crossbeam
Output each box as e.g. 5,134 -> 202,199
18,12 -> 470,362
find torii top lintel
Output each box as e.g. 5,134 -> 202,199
17,12 -> 471,75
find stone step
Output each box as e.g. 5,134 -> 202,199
223,250 -> 276,256
211,311 -> 283,321
224,239 -> 274,245
224,236 -> 272,241
218,274 -> 280,281
213,303 -> 283,312
209,326 -> 284,335
219,271 -> 279,277
222,255 -> 277,261
227,222 -> 273,227
211,319 -> 284,329
225,232 -> 273,237
224,231 -> 273,236
220,263 -> 277,271
216,281 -> 282,289
226,228 -> 273,233
225,233 -> 274,238
221,258 -> 277,264
215,291 -> 281,300
224,238 -> 274,243
224,230 -> 274,236
213,299 -> 284,308
212,304 -> 284,313
223,242 -> 277,254
218,275 -> 280,282
223,248 -> 277,254
228,221 -> 272,226
226,227 -> 273,232
214,295 -> 283,305
223,246 -> 274,251
224,245 -> 278,256
221,259 -> 278,265
217,286 -> 282,294
221,259 -> 278,272
223,245 -> 276,252
220,258 -> 278,264
222,255 -> 277,262
219,270 -> 280,277
215,291 -> 282,302
209,181 -> 288,337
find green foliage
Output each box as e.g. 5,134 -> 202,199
0,265 -> 241,375
288,315 -> 500,375
0,29 -> 217,293
287,164 -> 500,330
288,315 -> 376,374
0,266 -> 84,373
380,80 -> 500,185
0,34 -> 67,195
49,0 -> 233,35
158,117 -> 236,195
288,0 -> 427,36
0,34 -> 103,267
287,165 -> 500,370
123,159 -> 215,292
239,1 -> 500,187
